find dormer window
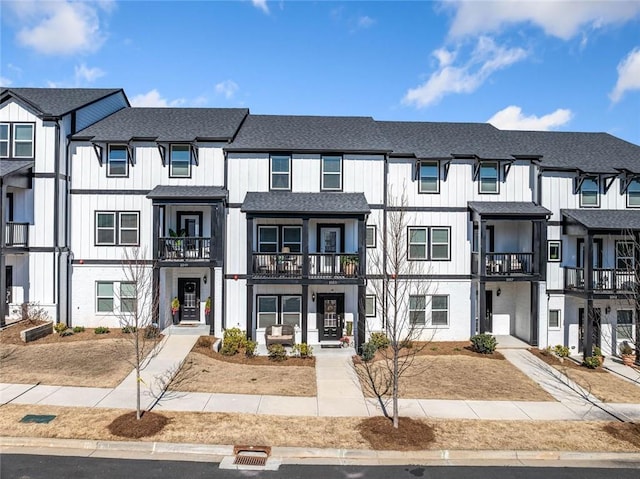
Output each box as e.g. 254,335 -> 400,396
418,161 -> 439,193
170,144 -> 191,178
107,145 -> 128,177
628,179 -> 640,207
479,161 -> 499,194
580,177 -> 599,207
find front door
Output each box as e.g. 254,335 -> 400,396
5,266 -> 12,317
485,290 -> 493,332
177,278 -> 200,322
318,294 -> 344,341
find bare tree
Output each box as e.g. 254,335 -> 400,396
356,191 -> 436,428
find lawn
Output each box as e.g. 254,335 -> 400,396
529,349 -> 640,403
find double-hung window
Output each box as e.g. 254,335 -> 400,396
616,241 -> 635,270
366,225 -> 376,248
0,124 -> 9,157
281,296 -> 302,327
270,155 -> 291,190
418,161 -> 439,193
408,227 -> 428,260
408,227 -> 451,260
96,281 -> 137,313
430,228 -> 450,260
616,310 -> 634,341
365,295 -> 376,317
258,226 -> 278,253
431,295 -> 449,326
409,295 -> 449,327
627,179 -> 640,207
13,124 -> 34,158
107,145 -> 128,177
120,282 -> 137,313
549,310 -> 561,329
170,145 -> 191,177
96,282 -> 114,312
257,295 -> 302,328
95,211 -> 140,246
282,226 -> 302,253
580,177 -> 599,207
479,162 -> 499,193
257,296 -> 278,328
409,295 -> 426,325
321,156 -> 342,190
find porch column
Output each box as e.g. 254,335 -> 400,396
246,284 -> 254,341
301,284 -> 308,343
479,220 -> 487,276
152,204 -> 160,261
246,217 -> 254,276
0,182 -> 6,326
636,231 -> 640,363
530,282 -> 539,346
478,281 -> 486,334
152,266 -> 160,326
302,218 -> 309,277
357,218 -> 366,277
208,265 -> 215,336
583,234 -> 593,359
357,283 -> 366,351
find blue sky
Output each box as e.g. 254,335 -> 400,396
1,0 -> 639,143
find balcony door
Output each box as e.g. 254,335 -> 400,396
177,212 -> 202,258
577,238 -> 603,269
4,266 -> 11,317
319,226 -> 343,274
318,294 -> 344,341
177,278 -> 200,322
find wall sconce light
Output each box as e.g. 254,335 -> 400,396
312,292 -> 315,302
496,288 -> 501,297
203,274 -> 207,285
605,305 -> 611,314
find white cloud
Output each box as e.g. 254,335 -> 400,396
488,105 -> 573,131
130,90 -> 185,108
74,63 -> 105,84
8,0 -> 113,55
0,77 -> 12,87
446,0 -> 640,40
252,0 -> 269,14
357,15 -> 375,29
215,80 -> 239,100
403,37 -> 528,108
609,47 -> 640,103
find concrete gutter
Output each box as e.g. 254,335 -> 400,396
2,437 -> 639,468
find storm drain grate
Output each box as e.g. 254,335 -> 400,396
233,445 -> 271,467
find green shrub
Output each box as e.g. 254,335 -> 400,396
94,326 -> 110,335
121,325 -> 137,334
144,325 -> 160,339
268,344 -> 287,361
220,327 -> 247,356
360,341 -> 377,362
594,346 -> 603,357
470,333 -> 497,354
346,321 -> 353,336
72,326 -> 85,333
291,343 -> 314,358
369,332 -> 390,350
245,340 -> 258,358
553,344 -> 570,358
54,322 -> 68,333
583,356 -> 601,369
60,329 -> 74,337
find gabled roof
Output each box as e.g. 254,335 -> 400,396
146,185 -> 227,200
72,107 -> 249,142
501,130 -> 640,174
468,202 -> 551,217
227,115 -> 393,153
1,88 -> 125,118
562,209 -> 640,231
0,160 -> 34,178
241,192 -> 370,215
377,121 -> 510,159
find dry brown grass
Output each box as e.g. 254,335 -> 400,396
357,355 -> 554,401
170,347 -> 317,396
530,349 -> 640,403
0,404 -> 638,452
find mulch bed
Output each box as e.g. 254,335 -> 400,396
353,341 -> 505,364
192,337 -> 316,367
107,411 -> 170,439
0,320 -> 138,346
528,348 -> 607,373
357,416 -> 435,450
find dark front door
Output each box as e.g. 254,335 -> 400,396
177,278 -> 200,322
318,294 -> 344,341
5,266 -> 12,317
485,290 -> 493,332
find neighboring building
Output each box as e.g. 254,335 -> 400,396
1,87 -> 638,358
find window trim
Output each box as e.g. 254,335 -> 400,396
270,154 -> 291,191
95,211 -> 140,247
256,294 -> 303,328
12,123 -> 34,158
257,225 -> 279,253
547,240 -> 562,262
409,295 -> 426,326
366,225 -> 376,248
365,295 -> 376,317
627,178 -> 640,208
119,212 -> 140,246
0,123 -> 9,158
96,281 -> 115,313
418,160 -> 440,194
579,176 -> 600,208
430,227 -> 451,261
616,309 -> 634,341
120,282 -> 137,314
615,240 -> 635,271
169,144 -> 192,178
407,226 -> 451,261
408,226 -> 429,261
548,309 -> 561,330
431,295 -> 449,327
107,144 -> 129,178
95,212 -> 117,246
478,161 -> 499,194
321,155 -> 343,191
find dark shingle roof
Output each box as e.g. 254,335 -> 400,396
378,121 -> 510,159
562,209 -> 640,231
146,185 -> 227,200
73,107 -> 249,142
0,160 -> 34,178
501,130 -> 640,173
241,192 -> 370,215
227,115 -> 393,153
468,202 -> 551,217
1,88 -> 124,117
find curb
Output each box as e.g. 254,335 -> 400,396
2,437 -> 640,467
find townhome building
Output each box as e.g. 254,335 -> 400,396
0,88 -> 129,326
1,87 -> 638,360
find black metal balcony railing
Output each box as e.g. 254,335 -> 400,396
252,253 -> 360,279
158,237 -> 211,260
565,267 -> 638,292
5,222 -> 29,247
471,252 -> 534,275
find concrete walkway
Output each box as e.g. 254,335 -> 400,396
2,331 -> 639,422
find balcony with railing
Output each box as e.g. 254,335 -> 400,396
4,222 -> 29,247
157,237 -> 211,261
472,252 -> 536,277
565,267 -> 638,293
251,252 -> 361,279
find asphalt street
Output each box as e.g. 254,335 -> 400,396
2,455 -> 640,479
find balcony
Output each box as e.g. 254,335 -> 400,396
251,253 -> 361,279
472,252 -> 535,276
157,237 -> 211,261
4,222 -> 29,247
565,267 -> 638,293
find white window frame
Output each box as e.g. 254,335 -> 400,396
408,227 -> 428,260
95,211 -> 140,246
96,281 -> 114,313
321,155 -> 342,191
96,212 -> 117,245
549,309 -> 561,329
281,295 -> 302,327
430,227 -> 450,261
107,144 -> 128,177
418,160 -> 439,193
365,295 -> 376,317
479,161 -> 499,194
120,282 -> 137,314
170,144 -> 191,178
119,213 -> 140,246
409,295 -> 426,326
580,177 -> 599,207
431,295 -> 449,327
366,225 -> 376,248
12,123 -> 34,158
616,240 -> 635,270
627,179 -> 640,207
270,155 -> 291,190
257,295 -> 278,329
0,123 -> 8,158
258,226 -> 278,253
616,310 -> 634,341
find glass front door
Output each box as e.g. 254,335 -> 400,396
318,294 -> 344,341
177,278 -> 200,322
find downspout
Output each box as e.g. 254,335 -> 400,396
221,148 -> 229,331
53,118 -> 61,325
382,153 -> 389,330
65,136 -> 73,327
